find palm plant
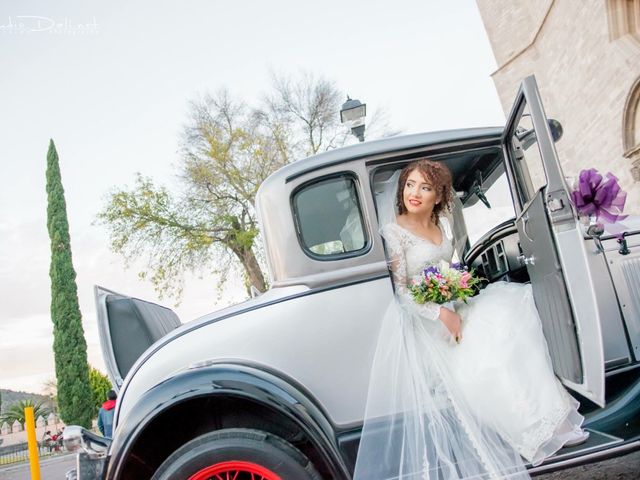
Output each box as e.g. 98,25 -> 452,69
0,400 -> 50,428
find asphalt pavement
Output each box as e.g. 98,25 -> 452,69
0,450 -> 638,479
0,453 -> 75,480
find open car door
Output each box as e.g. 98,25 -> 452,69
502,76 -> 605,406
94,285 -> 181,389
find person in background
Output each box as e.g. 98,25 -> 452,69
97,390 -> 117,438
50,429 -> 63,452
42,430 -> 53,452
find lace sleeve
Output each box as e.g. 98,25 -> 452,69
382,224 -> 441,322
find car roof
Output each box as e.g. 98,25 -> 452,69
260,127 -> 503,189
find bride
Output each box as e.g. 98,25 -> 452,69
353,159 -> 587,480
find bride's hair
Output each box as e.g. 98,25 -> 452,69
396,159 -> 453,223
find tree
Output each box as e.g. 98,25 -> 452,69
46,139 -> 94,428
99,72 -> 396,299
259,71 -> 350,158
42,378 -> 58,401
89,367 -> 112,412
0,400 -> 50,428
42,377 -> 59,417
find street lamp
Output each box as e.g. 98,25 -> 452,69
340,96 -> 366,142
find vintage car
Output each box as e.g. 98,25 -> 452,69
65,76 -> 640,479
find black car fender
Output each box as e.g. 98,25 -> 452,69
105,361 -> 351,479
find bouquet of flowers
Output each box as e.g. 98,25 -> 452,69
409,260 -> 482,306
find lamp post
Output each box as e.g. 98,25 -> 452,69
340,96 -> 366,142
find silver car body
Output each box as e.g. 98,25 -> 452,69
74,76 -> 640,479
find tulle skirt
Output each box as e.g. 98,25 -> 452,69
353,282 -> 583,479
448,282 -> 584,466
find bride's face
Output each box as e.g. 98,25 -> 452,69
403,168 -> 438,217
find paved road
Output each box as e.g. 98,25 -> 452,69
0,453 -> 74,480
1,450 -> 638,479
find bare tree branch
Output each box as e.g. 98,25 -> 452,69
98,71 -> 399,301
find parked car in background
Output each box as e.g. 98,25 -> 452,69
65,76 -> 640,479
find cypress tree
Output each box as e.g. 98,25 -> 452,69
46,139 -> 93,428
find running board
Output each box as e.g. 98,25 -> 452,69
528,429 -> 627,475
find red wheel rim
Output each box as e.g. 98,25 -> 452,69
188,460 -> 282,480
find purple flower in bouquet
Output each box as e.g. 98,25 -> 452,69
423,265 -> 440,278
410,261 -> 482,305
570,168 -> 627,223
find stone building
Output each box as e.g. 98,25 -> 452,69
476,0 -> 640,213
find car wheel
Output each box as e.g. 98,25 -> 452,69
152,428 -> 322,480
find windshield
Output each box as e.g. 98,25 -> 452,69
462,167 -> 516,245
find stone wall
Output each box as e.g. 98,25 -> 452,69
477,0 -> 640,213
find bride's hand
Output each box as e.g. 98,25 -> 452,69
439,307 -> 462,342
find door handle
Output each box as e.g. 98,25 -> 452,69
517,254 -> 535,266
519,213 -> 534,243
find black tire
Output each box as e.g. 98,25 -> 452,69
151,428 -> 322,480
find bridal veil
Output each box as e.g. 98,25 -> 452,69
352,169 -> 530,479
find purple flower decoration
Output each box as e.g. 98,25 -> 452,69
450,262 -> 464,271
570,168 -> 627,223
423,265 -> 440,277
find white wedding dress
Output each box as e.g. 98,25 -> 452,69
353,218 -> 584,480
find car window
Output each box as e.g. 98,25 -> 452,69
461,167 -> 516,245
511,106 -> 547,205
293,175 -> 367,258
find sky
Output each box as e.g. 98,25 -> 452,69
0,0 -> 506,394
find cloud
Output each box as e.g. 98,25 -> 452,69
0,219 -> 52,319
0,220 -> 234,393
0,312 -> 107,393
0,314 -> 52,348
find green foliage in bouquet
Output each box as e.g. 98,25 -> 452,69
409,261 -> 483,305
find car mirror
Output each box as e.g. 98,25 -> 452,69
515,118 -> 563,150
548,119 -> 563,142
471,171 -> 491,209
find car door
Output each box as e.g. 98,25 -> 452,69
502,76 -> 605,407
